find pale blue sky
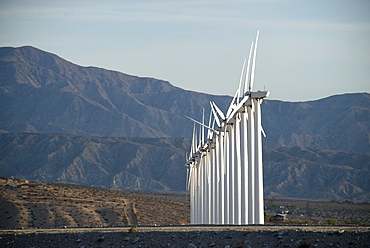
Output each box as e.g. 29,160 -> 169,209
1,0 -> 369,101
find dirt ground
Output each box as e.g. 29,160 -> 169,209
1,179 -> 369,247
0,225 -> 369,247
0,179 -> 189,229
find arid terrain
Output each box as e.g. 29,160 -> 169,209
264,197 -> 370,226
2,178 -> 369,230
1,178 -> 369,247
0,178 -> 189,229
1,225 -> 369,247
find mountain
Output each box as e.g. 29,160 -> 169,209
0,46 -> 369,201
262,95 -> 370,153
1,133 -> 369,201
0,133 -> 188,192
0,46 -> 230,138
1,46 -> 369,153
263,147 -> 370,201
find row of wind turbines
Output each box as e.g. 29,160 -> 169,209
185,31 -> 269,225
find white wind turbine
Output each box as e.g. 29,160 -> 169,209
185,31 -> 269,225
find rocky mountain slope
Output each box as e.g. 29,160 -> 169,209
1,133 -> 369,201
0,46 -> 230,138
1,46 -> 369,153
263,147 -> 370,201
0,133 -> 188,192
0,46 -> 369,201
263,94 -> 370,153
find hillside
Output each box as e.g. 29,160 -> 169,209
1,178 -> 369,231
0,46 -> 369,202
263,147 -> 370,201
0,133 -> 188,192
0,178 -> 189,229
263,94 -> 370,153
1,46 -> 369,153
1,133 -> 369,201
0,46 -> 230,138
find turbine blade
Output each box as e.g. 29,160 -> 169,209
211,118 -> 216,136
190,122 -> 196,155
212,102 -> 225,120
244,42 -> 254,94
202,108 -> 205,145
226,95 -> 250,123
207,109 -> 213,139
249,30 -> 259,92
185,116 -> 218,133
238,59 -> 247,100
210,102 -> 221,127
193,126 -> 197,154
198,120 -> 202,150
262,126 -> 267,137
226,89 -> 239,119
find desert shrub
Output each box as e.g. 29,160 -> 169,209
327,218 -> 337,225
344,219 -> 363,225
264,213 -> 271,222
344,219 -> 351,224
302,219 -> 313,225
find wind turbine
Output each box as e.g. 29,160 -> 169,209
185,31 -> 269,225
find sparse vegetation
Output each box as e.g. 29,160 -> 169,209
1,179 -> 369,229
344,219 -> 363,225
264,197 -> 370,226
327,218 -> 337,225
0,180 -> 189,229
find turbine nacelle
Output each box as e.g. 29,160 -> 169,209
247,90 -> 270,99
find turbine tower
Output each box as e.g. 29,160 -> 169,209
186,31 -> 269,225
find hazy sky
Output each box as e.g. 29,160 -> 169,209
1,0 -> 369,101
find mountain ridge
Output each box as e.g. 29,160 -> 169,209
1,46 -> 369,153
0,46 -> 369,201
0,46 -> 232,139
